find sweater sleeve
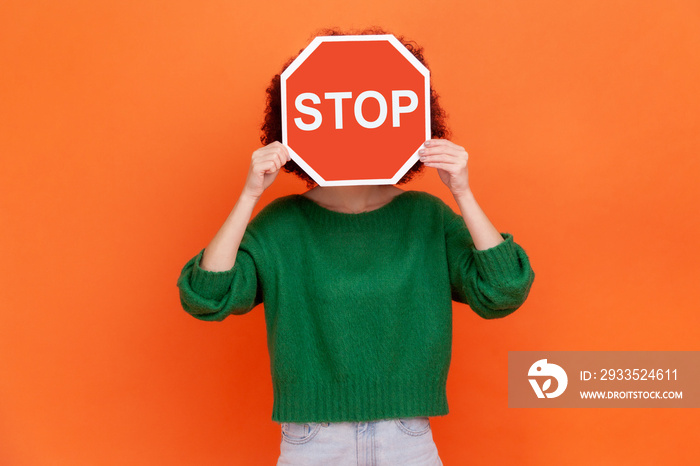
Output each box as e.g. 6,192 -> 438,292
176,232 -> 264,321
445,210 -> 535,319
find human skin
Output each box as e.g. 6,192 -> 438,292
199,139 -> 503,272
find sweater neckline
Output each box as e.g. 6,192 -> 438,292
294,190 -> 417,227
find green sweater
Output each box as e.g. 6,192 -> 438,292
176,190 -> 534,423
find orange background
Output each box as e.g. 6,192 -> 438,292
1,1 -> 699,465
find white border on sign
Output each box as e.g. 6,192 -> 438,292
281,34 -> 431,186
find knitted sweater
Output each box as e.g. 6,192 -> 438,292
176,190 -> 535,423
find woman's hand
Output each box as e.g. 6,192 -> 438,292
242,141 -> 291,200
420,139 -> 504,250
419,139 -> 471,197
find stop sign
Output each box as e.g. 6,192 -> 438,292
281,35 -> 430,186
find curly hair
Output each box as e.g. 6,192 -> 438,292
260,27 -> 451,188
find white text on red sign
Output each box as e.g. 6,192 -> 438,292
294,90 -> 419,131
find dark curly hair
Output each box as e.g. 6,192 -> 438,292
260,27 -> 451,188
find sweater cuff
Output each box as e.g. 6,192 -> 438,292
472,233 -> 521,286
189,249 -> 235,301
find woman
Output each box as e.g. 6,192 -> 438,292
177,28 -> 535,466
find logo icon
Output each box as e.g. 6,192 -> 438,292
528,359 -> 568,398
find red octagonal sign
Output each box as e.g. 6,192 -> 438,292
281,35 -> 430,186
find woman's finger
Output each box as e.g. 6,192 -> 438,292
274,143 -> 291,162
257,146 -> 287,160
424,138 -> 463,150
256,147 -> 290,167
419,147 -> 463,157
424,139 -> 468,157
420,154 -> 462,164
419,147 -> 467,160
257,153 -> 282,171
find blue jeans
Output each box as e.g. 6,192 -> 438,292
277,416 -> 443,465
